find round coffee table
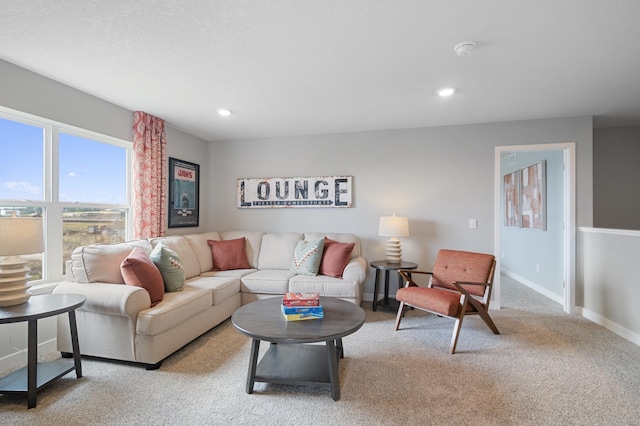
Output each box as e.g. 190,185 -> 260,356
231,296 -> 365,400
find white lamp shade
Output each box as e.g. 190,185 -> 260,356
0,216 -> 43,306
378,215 -> 409,238
0,216 -> 44,256
378,215 -> 409,263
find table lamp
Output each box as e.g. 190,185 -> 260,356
378,215 -> 409,263
0,213 -> 44,306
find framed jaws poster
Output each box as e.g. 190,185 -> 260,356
168,158 -> 200,228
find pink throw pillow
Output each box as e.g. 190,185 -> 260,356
207,238 -> 251,271
319,237 -> 355,278
120,246 -> 164,307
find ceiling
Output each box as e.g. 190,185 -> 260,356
2,1 -> 640,142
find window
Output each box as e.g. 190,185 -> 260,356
0,109 -> 131,286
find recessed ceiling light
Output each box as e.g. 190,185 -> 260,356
217,108 -> 233,117
438,88 -> 455,97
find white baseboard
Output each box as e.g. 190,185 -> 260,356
578,307 -> 640,347
0,338 -> 57,373
502,269 -> 640,348
501,269 -> 564,305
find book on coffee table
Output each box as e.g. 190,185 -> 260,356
281,304 -> 324,321
282,292 -> 320,306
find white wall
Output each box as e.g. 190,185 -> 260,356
208,117 -> 593,298
578,228 -> 640,345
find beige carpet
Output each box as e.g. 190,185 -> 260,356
2,275 -> 640,425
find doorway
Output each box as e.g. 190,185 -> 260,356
494,143 -> 576,313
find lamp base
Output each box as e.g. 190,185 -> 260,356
0,256 -> 32,307
385,238 -> 402,263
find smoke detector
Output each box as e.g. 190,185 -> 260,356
454,41 -> 476,56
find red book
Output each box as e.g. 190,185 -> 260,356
282,292 -> 320,306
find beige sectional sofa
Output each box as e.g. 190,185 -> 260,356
52,231 -> 367,369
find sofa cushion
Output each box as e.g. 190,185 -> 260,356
319,238 -> 355,278
258,233 -> 303,270
71,239 -> 152,284
200,268 -> 256,278
136,285 -> 212,336
186,275 -> 241,306
149,243 -> 185,292
149,236 -> 201,280
241,270 -> 292,294
120,247 -> 165,307
208,238 -> 251,270
219,231 -> 264,267
290,238 -> 325,276
185,231 -> 221,273
289,274 -> 360,300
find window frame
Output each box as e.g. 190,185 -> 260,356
0,106 -> 132,292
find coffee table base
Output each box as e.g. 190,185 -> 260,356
246,339 -> 343,400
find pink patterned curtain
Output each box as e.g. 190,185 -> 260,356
132,111 -> 167,239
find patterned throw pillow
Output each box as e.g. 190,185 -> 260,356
290,238 -> 325,276
150,243 -> 185,292
120,247 -> 165,307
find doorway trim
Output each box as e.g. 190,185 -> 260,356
494,142 -> 576,313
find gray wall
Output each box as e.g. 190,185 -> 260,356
593,126 -> 640,230
0,59 -> 210,235
0,58 -> 595,299
0,60 -> 132,141
165,125 -> 210,234
209,118 -> 593,297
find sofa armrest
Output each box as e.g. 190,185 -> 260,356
342,256 -> 367,283
52,281 -> 151,318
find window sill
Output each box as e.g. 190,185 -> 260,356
28,281 -> 61,295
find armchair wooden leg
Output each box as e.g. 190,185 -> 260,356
394,301 -> 406,331
477,309 -> 500,334
467,298 -> 500,335
450,315 -> 465,354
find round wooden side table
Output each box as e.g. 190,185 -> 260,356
0,294 -> 86,408
369,260 -> 418,312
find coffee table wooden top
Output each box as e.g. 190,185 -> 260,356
232,297 -> 365,344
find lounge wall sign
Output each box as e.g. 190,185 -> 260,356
237,176 -> 353,208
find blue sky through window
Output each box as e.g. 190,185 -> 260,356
59,133 -> 127,204
0,118 -> 43,200
0,117 -> 127,204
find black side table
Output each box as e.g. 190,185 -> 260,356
370,260 -> 418,312
0,294 -> 86,409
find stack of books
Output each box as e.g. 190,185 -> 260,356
281,292 -> 323,321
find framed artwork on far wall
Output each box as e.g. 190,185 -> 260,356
503,170 -> 519,227
520,160 -> 546,230
168,157 -> 200,228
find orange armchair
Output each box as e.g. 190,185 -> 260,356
394,249 -> 499,354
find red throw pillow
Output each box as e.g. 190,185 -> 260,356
120,246 -> 164,307
207,238 -> 251,271
319,237 -> 355,278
